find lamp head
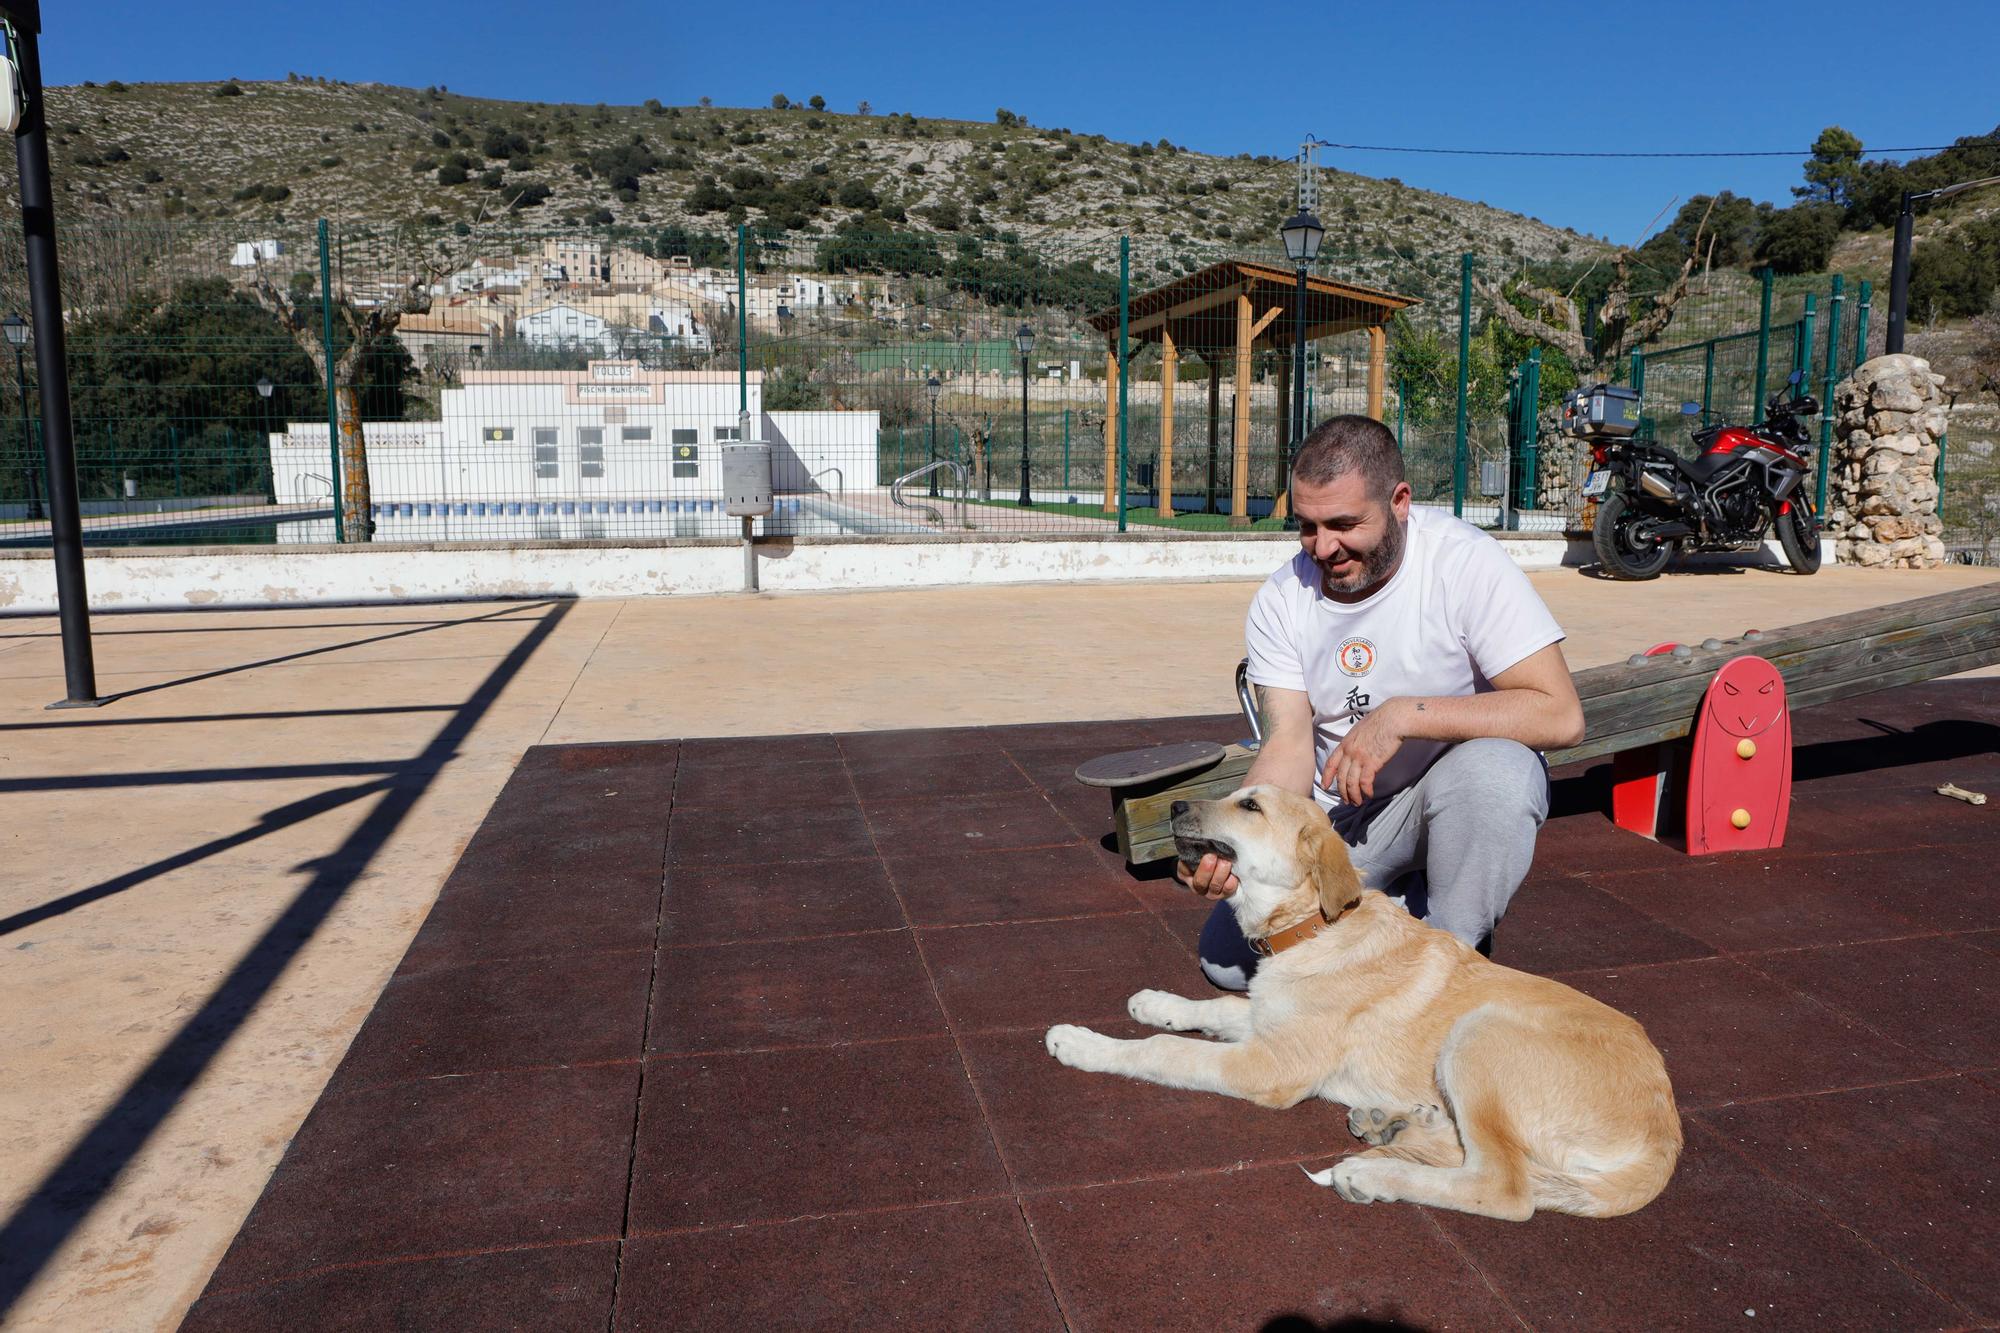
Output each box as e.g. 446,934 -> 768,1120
1280,210 -> 1324,265
1,313 -> 27,350
926,374 -> 941,404
255,376 -> 274,398
1015,322 -> 1035,359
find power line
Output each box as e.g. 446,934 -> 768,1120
1316,142 -> 1991,160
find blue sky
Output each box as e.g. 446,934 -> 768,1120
41,0 -> 2000,242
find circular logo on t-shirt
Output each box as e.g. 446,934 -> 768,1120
1336,637 -> 1376,677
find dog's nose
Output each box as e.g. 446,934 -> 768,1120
1170,800 -> 1188,819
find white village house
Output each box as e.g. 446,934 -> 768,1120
517,302 -> 620,357
264,362 -> 879,538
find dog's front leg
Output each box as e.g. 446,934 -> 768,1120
1045,1026 -> 1307,1108
1127,990 -> 1253,1040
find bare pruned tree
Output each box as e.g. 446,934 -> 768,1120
237,226 -> 469,540
1471,199 -> 1716,383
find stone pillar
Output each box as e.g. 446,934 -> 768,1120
1829,353 -> 1948,569
1537,408 -> 1582,524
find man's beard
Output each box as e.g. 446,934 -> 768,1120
1319,516 -> 1406,596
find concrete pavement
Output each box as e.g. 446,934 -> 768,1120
2,561 -> 1996,1331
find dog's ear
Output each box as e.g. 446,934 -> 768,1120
1298,819 -> 1363,920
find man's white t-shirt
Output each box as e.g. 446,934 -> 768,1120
1244,506 -> 1565,812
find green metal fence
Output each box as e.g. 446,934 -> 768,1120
0,215 -> 1942,550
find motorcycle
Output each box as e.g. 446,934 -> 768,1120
1568,373 -> 1824,581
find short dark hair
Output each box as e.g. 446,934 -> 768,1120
1291,414 -> 1405,501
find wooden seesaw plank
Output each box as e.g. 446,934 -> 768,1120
1097,583 -> 2000,864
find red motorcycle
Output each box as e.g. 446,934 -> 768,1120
1569,373 -> 1823,581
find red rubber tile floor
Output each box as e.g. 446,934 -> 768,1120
184,685 -> 2000,1330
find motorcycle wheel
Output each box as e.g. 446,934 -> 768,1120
1776,501 -> 1822,574
1592,490 -> 1674,581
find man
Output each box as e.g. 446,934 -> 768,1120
1180,414 -> 1585,990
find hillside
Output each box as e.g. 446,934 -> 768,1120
11,77 -> 1607,303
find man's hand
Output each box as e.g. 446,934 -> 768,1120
1321,698 -> 1411,805
1174,853 -> 1240,901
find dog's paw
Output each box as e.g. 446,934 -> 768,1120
1044,1023 -> 1116,1071
1346,1103 -> 1445,1145
1347,1106 -> 1409,1146
1127,989 -> 1192,1030
1303,1157 -> 1399,1206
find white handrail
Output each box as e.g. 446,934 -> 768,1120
810,466 -> 845,498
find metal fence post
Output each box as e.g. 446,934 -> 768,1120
317,218 -> 344,542
1062,408 -> 1070,489
1799,295 -> 1816,408
1396,377 -> 1405,451
1521,346 -> 1541,512
1453,254 -> 1471,519
1752,267 -> 1775,425
735,224 -> 749,418
1631,350 -> 1646,402
1117,236 -> 1129,533
1818,275 -> 1843,513
1854,280 -> 1872,368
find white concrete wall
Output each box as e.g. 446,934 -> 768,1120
763,410 -> 882,492
0,533 -> 1581,613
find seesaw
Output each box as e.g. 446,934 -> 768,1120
1077,583 -> 2000,862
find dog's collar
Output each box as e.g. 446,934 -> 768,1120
1250,896 -> 1362,956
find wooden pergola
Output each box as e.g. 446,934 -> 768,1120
1086,261 -> 1419,522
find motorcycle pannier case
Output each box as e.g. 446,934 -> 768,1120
1562,384 -> 1642,438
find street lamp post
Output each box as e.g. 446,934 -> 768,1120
1279,209 -> 1324,527
3,311 -> 40,521
1016,323 -> 1035,506
926,374 -> 941,498
254,376 -> 276,503
1887,175 -> 2000,354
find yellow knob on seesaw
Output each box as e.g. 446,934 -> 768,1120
1731,809 -> 1752,829
1737,739 -> 1757,759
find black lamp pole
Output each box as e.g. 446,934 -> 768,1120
1887,175 -> 2000,355
4,2 -> 101,706
926,374 -> 941,498
1016,323 -> 1034,506
1280,209 -> 1324,528
255,376 -> 276,503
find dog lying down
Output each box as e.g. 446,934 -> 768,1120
1044,784 -> 1681,1221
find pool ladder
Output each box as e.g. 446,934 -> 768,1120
892,460 -> 971,529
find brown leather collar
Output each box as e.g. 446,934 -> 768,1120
1250,896 -> 1361,956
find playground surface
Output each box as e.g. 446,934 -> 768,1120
1,563 -> 1997,1330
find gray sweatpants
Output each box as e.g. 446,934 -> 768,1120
1199,738 -> 1549,990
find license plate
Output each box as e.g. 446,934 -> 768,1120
1581,470 -> 1610,498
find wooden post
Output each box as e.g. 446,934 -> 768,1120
1206,359 -> 1221,514
1101,341 -> 1118,513
1159,328 -> 1177,520
1232,291 -> 1252,526
1367,323 -> 1387,423
1274,351 -> 1291,521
